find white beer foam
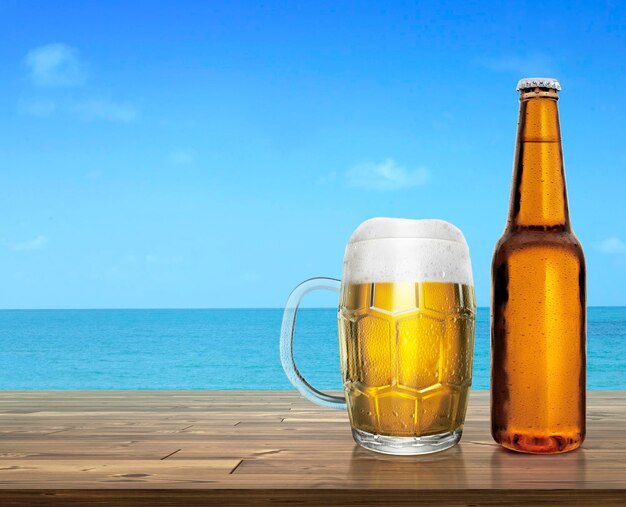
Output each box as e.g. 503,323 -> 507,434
343,218 -> 473,285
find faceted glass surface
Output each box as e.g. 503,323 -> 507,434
339,281 -> 475,437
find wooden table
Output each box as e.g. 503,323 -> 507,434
0,391 -> 624,505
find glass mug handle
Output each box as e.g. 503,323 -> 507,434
280,277 -> 347,410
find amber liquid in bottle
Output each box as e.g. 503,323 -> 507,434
491,85 -> 586,454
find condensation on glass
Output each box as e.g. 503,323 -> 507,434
491,78 -> 586,454
281,218 -> 476,455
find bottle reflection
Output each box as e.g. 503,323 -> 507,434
489,446 -> 588,488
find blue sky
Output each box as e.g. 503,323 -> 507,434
0,0 -> 625,308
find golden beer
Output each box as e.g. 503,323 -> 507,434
339,281 -> 475,438
491,78 -> 586,454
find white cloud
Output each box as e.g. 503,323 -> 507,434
433,111 -> 454,130
316,171 -> 337,185
477,53 -> 554,76
17,97 -> 138,123
24,43 -> 87,87
599,237 -> 626,254
20,44 -> 138,123
241,273 -> 261,283
8,235 -> 48,252
169,150 -> 195,165
346,158 -> 430,190
127,253 -> 182,265
17,98 -> 57,117
85,169 -> 103,180
69,99 -> 138,123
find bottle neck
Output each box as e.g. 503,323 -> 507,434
507,92 -> 571,232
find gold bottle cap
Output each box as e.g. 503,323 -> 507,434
516,77 -> 561,91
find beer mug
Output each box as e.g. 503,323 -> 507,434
280,218 -> 476,455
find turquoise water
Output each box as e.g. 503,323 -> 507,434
0,308 -> 624,389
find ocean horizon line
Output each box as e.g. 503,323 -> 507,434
0,306 -> 624,311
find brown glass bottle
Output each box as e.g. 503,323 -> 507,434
491,78 -> 586,454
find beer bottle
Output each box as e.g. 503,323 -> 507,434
491,78 -> 586,454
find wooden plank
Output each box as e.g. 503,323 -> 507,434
0,390 -> 623,504
0,459 -> 240,487
2,490 -> 626,507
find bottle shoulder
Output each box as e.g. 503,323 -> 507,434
493,228 -> 585,260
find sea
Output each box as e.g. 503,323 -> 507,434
0,308 -> 624,390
